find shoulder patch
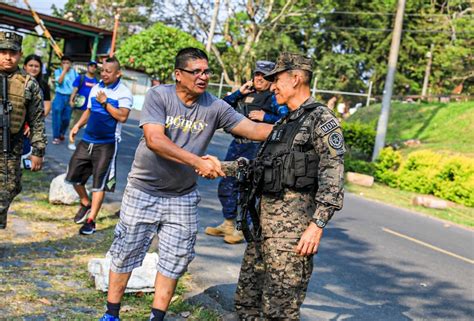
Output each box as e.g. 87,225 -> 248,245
328,131 -> 344,149
319,118 -> 339,135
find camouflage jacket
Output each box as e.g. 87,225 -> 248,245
259,97 -> 345,238
1,68 -> 46,157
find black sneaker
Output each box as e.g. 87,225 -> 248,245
79,220 -> 96,235
74,203 -> 91,224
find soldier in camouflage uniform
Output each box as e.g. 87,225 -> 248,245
232,52 -> 345,320
0,32 -> 46,229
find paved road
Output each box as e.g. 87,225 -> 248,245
44,109 -> 142,203
44,110 -> 474,320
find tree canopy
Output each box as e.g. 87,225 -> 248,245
115,22 -> 204,82
50,0 -> 472,96
52,0 -> 155,38
155,0 -> 472,96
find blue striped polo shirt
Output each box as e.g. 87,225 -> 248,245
83,78 -> 133,144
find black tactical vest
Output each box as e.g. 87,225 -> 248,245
235,90 -> 274,122
256,103 -> 324,194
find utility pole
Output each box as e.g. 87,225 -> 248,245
206,0 -> 220,52
421,43 -> 434,99
372,0 -> 406,162
23,0 -> 63,58
110,11 -> 120,57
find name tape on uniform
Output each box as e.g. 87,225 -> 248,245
319,119 -> 338,135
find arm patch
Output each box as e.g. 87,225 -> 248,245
324,128 -> 345,157
319,118 -> 338,135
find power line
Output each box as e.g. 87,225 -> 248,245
316,10 -> 463,17
320,26 -> 470,35
275,9 -> 471,18
261,23 -> 472,36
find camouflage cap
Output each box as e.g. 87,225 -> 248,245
0,31 -> 22,52
264,52 -> 313,81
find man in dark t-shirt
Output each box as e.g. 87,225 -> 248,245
100,48 -> 274,321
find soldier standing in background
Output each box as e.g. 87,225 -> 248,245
205,60 -> 288,244
233,52 -> 345,319
0,31 -> 46,229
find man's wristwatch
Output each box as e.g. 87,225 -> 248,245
312,218 -> 327,228
101,102 -> 107,108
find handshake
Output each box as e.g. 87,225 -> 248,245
195,155 -> 249,179
194,155 -> 225,179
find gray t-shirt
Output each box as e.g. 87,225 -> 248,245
128,84 -> 244,197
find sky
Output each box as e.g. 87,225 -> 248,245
12,0 -> 67,15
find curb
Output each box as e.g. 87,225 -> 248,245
183,285 -> 239,320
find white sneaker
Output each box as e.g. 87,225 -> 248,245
68,143 -> 76,151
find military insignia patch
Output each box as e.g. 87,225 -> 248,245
319,119 -> 338,135
328,132 -> 343,149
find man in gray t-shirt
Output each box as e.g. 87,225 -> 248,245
128,84 -> 243,197
101,48 -> 273,321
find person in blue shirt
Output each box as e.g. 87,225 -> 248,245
52,55 -> 78,144
65,57 -> 133,235
205,60 -> 288,244
67,61 -> 99,150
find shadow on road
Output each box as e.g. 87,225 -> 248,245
194,191 -> 473,320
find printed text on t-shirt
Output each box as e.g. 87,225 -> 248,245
165,115 -> 208,133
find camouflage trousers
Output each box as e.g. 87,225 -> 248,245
235,238 -> 313,320
0,143 -> 23,229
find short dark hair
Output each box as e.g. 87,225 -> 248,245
289,69 -> 312,86
104,56 -> 121,70
175,47 -> 208,69
61,55 -> 72,62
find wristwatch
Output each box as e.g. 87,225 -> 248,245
101,102 -> 107,108
312,218 -> 327,228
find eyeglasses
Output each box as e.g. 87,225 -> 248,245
177,68 -> 213,77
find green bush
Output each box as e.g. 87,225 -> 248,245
342,121 -> 375,161
397,151 -> 443,194
374,147 -> 402,187
345,157 -> 375,176
433,156 -> 474,207
373,149 -> 474,207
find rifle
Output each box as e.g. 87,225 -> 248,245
222,157 -> 262,243
0,74 -> 11,187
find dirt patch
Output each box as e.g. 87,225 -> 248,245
0,167 -> 220,320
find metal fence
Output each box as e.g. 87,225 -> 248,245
311,77 -> 374,107
207,73 -> 375,107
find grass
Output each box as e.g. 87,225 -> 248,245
345,182 -> 474,228
348,101 -> 474,156
0,170 -> 220,320
344,100 -> 474,224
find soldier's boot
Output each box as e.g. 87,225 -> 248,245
224,228 -> 244,244
204,219 -> 235,237
0,199 -> 10,229
0,212 -> 6,229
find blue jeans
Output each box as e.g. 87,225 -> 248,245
52,93 -> 72,139
218,139 -> 260,220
